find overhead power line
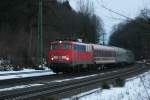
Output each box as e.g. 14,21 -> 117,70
101,5 -> 133,21
99,3 -> 150,30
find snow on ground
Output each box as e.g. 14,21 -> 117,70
0,71 -> 54,80
0,68 -> 55,80
0,67 -> 50,74
0,68 -> 39,74
62,70 -> 150,100
0,83 -> 44,92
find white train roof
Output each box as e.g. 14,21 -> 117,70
50,41 -> 129,52
92,44 -> 115,51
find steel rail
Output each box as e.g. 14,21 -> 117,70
0,64 -> 148,100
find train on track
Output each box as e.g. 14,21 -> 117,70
47,40 -> 135,73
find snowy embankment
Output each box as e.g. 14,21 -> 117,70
63,70 -> 150,100
0,68 -> 55,80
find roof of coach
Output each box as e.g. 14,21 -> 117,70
72,41 -> 90,46
49,41 -> 131,52
92,44 -> 116,51
113,46 -> 128,52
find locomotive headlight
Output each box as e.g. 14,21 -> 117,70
62,56 -> 70,61
51,56 -> 54,61
66,57 -> 69,61
51,57 -> 54,61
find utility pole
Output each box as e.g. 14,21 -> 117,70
102,32 -> 105,45
37,0 -> 43,66
101,32 -> 105,45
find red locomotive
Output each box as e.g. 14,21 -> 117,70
47,41 -> 134,73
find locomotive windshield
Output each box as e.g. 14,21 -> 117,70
63,43 -> 72,50
50,43 -> 59,50
50,43 -> 72,50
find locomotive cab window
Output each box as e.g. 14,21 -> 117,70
63,43 -> 72,50
50,43 -> 60,50
50,43 -> 72,50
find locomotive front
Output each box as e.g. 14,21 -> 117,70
47,41 -> 94,73
47,41 -> 74,73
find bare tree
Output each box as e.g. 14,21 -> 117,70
78,0 -> 94,16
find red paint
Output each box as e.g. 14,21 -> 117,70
48,49 -> 93,64
48,41 -> 93,65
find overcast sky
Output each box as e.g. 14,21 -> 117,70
69,0 -> 150,41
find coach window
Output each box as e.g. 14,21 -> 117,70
97,50 -> 99,56
106,51 -> 108,57
99,50 -> 102,56
107,51 -> 110,57
104,51 -> 107,57
103,51 -> 106,57
94,50 -> 97,57
101,50 -> 104,57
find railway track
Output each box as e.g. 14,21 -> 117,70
0,65 -> 132,86
0,63 -> 148,100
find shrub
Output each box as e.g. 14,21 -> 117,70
101,82 -> 110,89
114,78 -> 125,87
